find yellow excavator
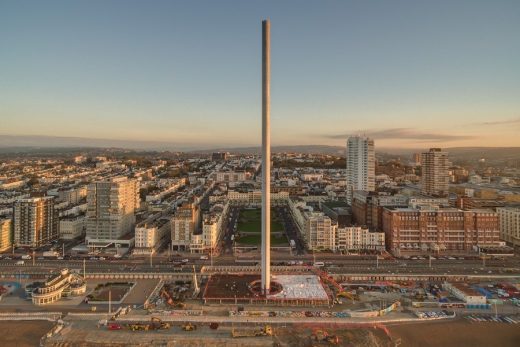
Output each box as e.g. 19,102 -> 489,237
337,290 -> 359,301
232,325 -> 273,338
311,329 -> 340,345
182,322 -> 197,331
128,323 -> 150,331
151,317 -> 171,330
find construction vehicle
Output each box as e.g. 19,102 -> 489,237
414,292 -> 426,301
181,322 -> 197,331
231,325 -> 273,338
128,323 -> 151,331
310,329 -> 340,345
337,290 -> 359,301
161,288 -> 187,309
151,317 -> 171,330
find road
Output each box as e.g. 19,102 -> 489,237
276,206 -> 305,255
0,256 -> 518,276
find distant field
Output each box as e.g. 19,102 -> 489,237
237,208 -> 284,233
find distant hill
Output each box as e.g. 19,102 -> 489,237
192,145 -> 345,155
0,135 -> 518,162
442,147 -> 520,164
0,135 -> 196,152
444,147 -> 520,158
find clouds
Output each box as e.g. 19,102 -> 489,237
477,117 -> 520,126
323,128 -> 474,142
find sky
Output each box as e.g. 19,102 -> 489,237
1,0 -> 520,150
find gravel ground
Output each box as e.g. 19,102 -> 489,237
0,320 -> 54,347
388,319 -> 520,347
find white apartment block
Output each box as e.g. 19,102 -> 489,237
301,173 -> 324,182
134,217 -> 171,255
346,136 -> 375,203
296,202 -> 385,252
145,178 -> 186,203
0,218 -> 12,252
336,226 -> 385,252
211,171 -> 250,182
304,212 -> 335,251
58,186 -> 87,205
86,177 -> 139,243
498,207 -> 520,248
59,215 -> 85,240
228,190 -> 289,205
0,180 -> 25,190
190,202 -> 229,253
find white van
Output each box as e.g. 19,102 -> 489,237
313,262 -> 325,267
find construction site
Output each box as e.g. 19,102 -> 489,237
202,272 -> 332,306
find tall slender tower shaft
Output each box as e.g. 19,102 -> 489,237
261,19 -> 271,294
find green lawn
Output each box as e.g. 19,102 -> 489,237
236,234 -> 288,246
238,208 -> 284,233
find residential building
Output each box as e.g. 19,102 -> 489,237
211,171 -> 250,183
211,152 -> 228,161
171,203 -> 199,251
421,148 -> 449,197
86,177 -> 139,244
227,190 -> 289,205
58,186 -> 87,205
190,203 -> 228,253
412,153 -> 421,166
134,216 -> 171,255
304,212 -> 335,251
14,196 -> 58,247
352,191 -> 408,230
382,207 -> 500,254
346,136 -> 375,203
497,207 -> 520,248
0,218 -> 12,252
59,215 -> 85,240
73,155 -> 87,164
320,200 -> 352,227
335,226 -> 385,252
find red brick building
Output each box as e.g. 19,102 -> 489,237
382,207 -> 500,254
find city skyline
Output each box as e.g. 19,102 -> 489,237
2,0 -> 520,149
1,3 -> 520,346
